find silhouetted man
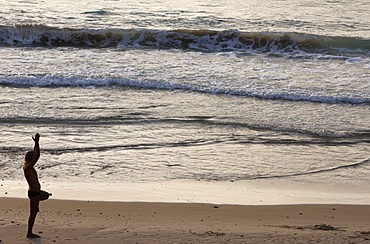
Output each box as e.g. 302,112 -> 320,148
23,133 -> 50,238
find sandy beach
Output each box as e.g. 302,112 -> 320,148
1,197 -> 370,243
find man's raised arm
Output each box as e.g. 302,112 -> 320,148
31,133 -> 40,166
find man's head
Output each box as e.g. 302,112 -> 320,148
25,151 -> 35,163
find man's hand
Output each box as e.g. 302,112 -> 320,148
32,133 -> 40,143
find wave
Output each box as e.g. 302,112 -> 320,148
255,157 -> 370,180
1,75 -> 369,105
189,157 -> 370,181
1,24 -> 369,55
1,114 -> 369,141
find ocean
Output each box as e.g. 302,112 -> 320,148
0,0 -> 369,203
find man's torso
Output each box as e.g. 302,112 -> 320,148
23,164 -> 41,191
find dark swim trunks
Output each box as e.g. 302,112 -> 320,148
28,190 -> 40,199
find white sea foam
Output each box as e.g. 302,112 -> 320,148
0,75 -> 369,104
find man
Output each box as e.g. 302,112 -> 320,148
23,133 -> 50,238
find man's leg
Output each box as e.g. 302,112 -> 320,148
40,190 -> 50,201
27,197 -> 40,238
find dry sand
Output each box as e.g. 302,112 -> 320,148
1,197 -> 370,243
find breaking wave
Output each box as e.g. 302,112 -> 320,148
1,24 -> 369,55
0,75 -> 369,104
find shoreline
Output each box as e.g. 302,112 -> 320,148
1,179 -> 369,205
1,197 -> 370,243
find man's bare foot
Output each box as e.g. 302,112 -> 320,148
27,233 -> 41,238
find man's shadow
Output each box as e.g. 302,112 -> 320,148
29,238 -> 42,244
